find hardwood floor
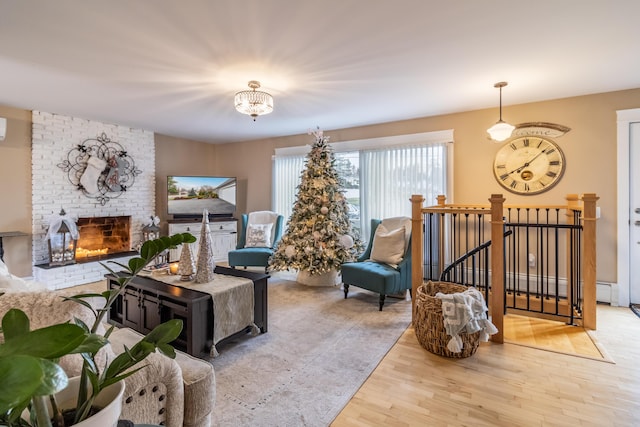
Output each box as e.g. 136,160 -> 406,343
332,305 -> 640,426
503,314 -> 606,360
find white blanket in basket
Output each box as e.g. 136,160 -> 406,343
435,287 -> 498,353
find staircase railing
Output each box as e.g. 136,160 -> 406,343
410,193 -> 599,344
439,230 -> 513,304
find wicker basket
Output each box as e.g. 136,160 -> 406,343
414,281 -> 481,358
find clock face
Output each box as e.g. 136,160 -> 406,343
493,136 -> 565,195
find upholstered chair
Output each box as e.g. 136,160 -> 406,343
341,217 -> 412,310
228,211 -> 283,273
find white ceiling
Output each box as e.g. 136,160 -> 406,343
1,1 -> 639,144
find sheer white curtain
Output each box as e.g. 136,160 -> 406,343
360,142 -> 448,240
272,131 -> 453,242
272,154 -> 306,221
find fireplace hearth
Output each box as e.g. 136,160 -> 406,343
76,216 -> 131,261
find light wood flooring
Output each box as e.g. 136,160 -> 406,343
332,305 -> 640,426
503,314 -> 607,360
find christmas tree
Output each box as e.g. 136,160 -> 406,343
270,128 -> 361,277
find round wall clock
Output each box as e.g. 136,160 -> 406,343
493,136 -> 565,195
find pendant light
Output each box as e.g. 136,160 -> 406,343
487,81 -> 515,142
234,80 -> 274,121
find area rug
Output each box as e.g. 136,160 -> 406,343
209,271 -> 412,427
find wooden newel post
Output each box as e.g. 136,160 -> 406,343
565,194 -> 580,311
489,194 -> 505,343
582,193 -> 599,330
411,194 -> 425,324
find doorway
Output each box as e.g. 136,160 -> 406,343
616,108 -> 640,308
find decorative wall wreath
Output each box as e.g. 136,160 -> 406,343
57,132 -> 142,205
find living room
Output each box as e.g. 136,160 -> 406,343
2,88 -> 638,295
1,2 -> 640,426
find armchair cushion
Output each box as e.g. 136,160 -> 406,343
245,223 -> 273,248
370,224 -> 406,267
248,210 -> 280,247
343,261 -> 405,295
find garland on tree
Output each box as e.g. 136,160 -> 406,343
269,128 -> 362,275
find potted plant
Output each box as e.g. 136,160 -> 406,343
0,232 -> 196,427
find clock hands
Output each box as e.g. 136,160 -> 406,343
507,148 -> 548,176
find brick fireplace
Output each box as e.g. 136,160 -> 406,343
31,111 -> 156,289
76,216 -> 132,261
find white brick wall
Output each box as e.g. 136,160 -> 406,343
31,111 -> 155,289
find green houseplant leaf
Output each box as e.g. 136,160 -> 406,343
0,355 -> 44,413
0,233 -> 193,426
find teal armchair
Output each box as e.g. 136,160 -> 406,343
228,211 -> 283,273
341,218 -> 412,310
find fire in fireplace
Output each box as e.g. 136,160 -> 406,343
76,216 -> 131,261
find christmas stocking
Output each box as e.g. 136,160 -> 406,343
80,155 -> 107,194
105,156 -> 126,191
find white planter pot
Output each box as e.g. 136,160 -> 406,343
297,269 -> 340,286
26,376 -> 125,427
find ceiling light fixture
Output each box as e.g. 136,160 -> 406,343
234,80 -> 274,121
487,81 -> 515,142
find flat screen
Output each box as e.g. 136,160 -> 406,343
167,176 -> 236,219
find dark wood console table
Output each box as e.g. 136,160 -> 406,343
106,266 -> 268,358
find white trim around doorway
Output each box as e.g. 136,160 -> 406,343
616,108 -> 640,307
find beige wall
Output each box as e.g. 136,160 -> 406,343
0,106 -> 33,276
211,88 -> 640,284
154,134 -> 218,236
2,88 -> 638,283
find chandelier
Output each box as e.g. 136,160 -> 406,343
234,80 -> 274,121
487,81 -> 515,142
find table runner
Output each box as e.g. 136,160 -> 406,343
142,272 -> 255,356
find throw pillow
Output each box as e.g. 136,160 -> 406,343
370,224 -> 406,267
245,223 -> 274,248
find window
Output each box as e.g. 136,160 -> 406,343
272,152 -> 307,221
273,130 -> 453,241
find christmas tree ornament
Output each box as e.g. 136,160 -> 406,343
285,245 -> 296,258
339,234 -> 354,249
320,206 -> 329,214
195,209 -> 215,283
